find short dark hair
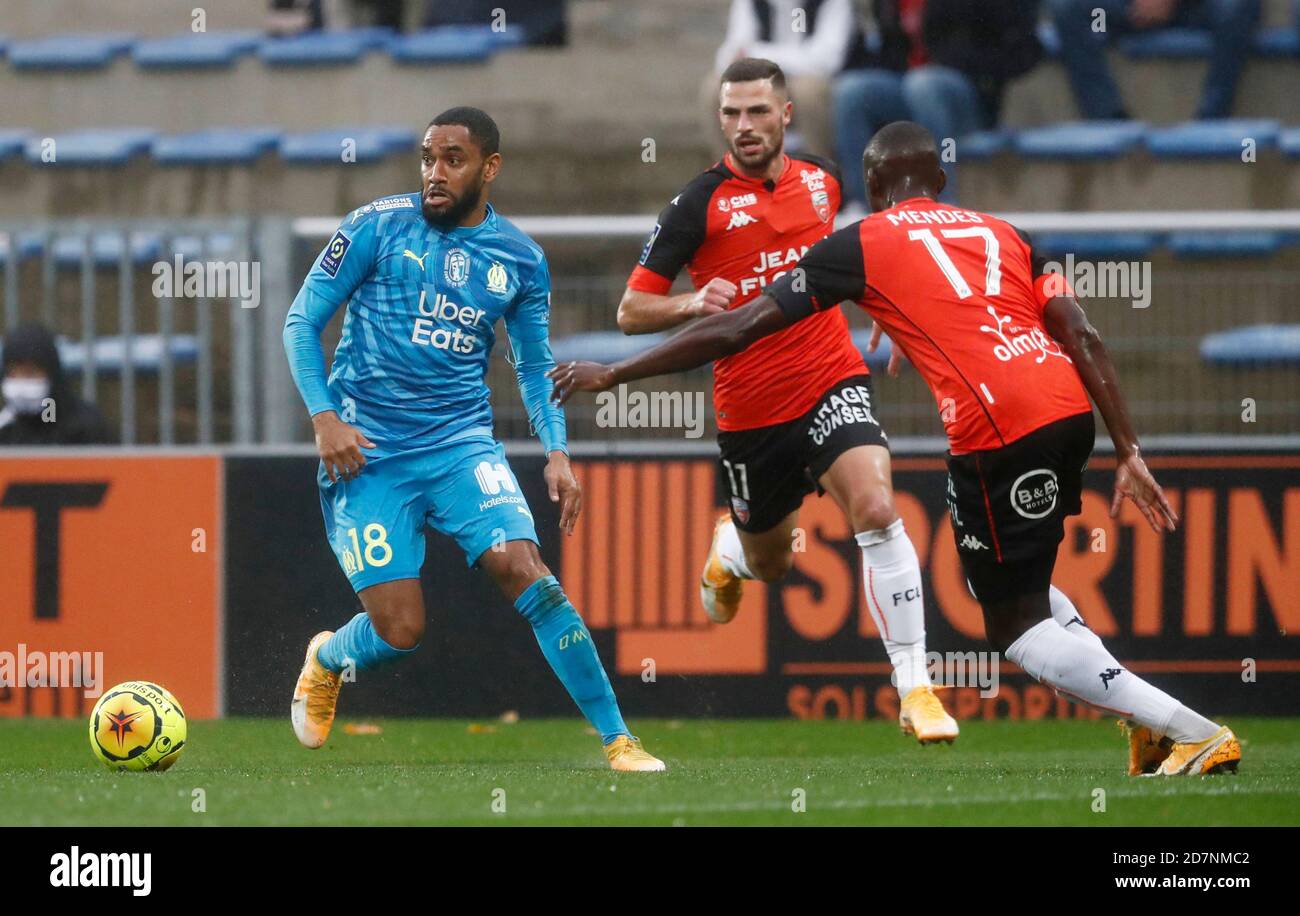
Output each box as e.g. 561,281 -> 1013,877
428,106 -> 500,157
719,57 -> 786,92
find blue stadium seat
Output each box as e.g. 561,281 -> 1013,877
1145,119 -> 1279,157
1200,324 -> 1300,367
24,129 -> 157,166
258,29 -> 391,66
0,130 -> 30,160
153,128 -> 281,165
388,26 -> 498,63
1014,121 -> 1147,159
0,233 -> 45,263
0,334 -> 199,375
1253,27 -> 1300,58
1168,231 -> 1284,258
551,331 -> 669,364
50,232 -> 162,267
1119,28 -> 1213,58
1278,128 -> 1300,157
0,35 -> 9,58
279,127 -> 417,164
959,129 -> 1011,160
1036,22 -> 1060,57
8,32 -> 135,70
132,30 -> 263,69
848,329 -> 895,370
1031,233 -> 1159,259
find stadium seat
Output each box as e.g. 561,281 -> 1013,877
132,31 -> 263,69
1014,121 -> 1147,159
0,233 -> 45,263
848,329 -> 895,369
0,333 -> 199,374
1200,324 -> 1300,366
1031,232 -> 1160,259
0,130 -> 30,160
7,32 -> 135,70
279,127 -> 417,164
1279,127 -> 1300,157
1252,27 -> 1300,58
24,128 -> 157,166
1036,22 -> 1060,57
1119,28 -> 1213,59
959,129 -> 1012,160
49,232 -> 162,267
551,331 -> 670,364
258,29 -> 392,66
1168,231 -> 1284,258
388,26 -> 511,64
0,35 -> 8,58
1145,119 -> 1280,157
152,128 -> 282,165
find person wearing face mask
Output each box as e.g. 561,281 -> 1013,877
0,323 -> 113,446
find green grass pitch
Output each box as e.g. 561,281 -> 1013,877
3,718 -> 1299,826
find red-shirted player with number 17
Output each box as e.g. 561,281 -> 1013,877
553,121 -> 1241,777
617,58 -> 956,744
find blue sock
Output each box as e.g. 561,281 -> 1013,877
515,576 -> 630,744
317,611 -> 417,674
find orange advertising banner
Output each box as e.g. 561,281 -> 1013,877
0,455 -> 221,719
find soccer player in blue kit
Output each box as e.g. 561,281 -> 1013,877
283,107 -> 664,772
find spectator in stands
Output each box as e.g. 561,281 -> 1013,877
267,0 -> 325,35
833,1 -> 1043,210
0,324 -> 113,446
1048,0 -> 1261,120
706,0 -> 871,157
423,0 -> 568,46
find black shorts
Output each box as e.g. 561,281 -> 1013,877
945,411 -> 1095,603
716,374 -> 889,533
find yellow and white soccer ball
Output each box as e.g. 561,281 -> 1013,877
88,681 -> 187,772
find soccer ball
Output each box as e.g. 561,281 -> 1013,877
88,681 -> 187,772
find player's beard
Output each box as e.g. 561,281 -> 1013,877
729,129 -> 782,173
422,172 -> 486,229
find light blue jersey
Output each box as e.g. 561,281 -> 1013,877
284,192 -> 566,459
284,193 -> 567,582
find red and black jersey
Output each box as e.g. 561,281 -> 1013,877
768,197 -> 1092,454
627,153 -> 867,432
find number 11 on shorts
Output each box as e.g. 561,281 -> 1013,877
722,459 -> 750,500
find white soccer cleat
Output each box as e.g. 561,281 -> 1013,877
700,513 -> 744,624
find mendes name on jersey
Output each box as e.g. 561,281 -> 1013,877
768,197 -> 1092,454
284,194 -> 564,458
627,153 -> 866,432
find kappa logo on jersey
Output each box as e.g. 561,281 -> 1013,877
639,223 -> 661,265
474,460 -> 517,496
486,261 -> 510,295
726,210 -> 758,230
959,534 -> 989,551
1099,667 -> 1124,690
319,231 -> 352,278
444,248 -> 470,287
1010,468 -> 1059,519
979,305 -> 1071,366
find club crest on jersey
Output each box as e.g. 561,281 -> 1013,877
443,248 -> 470,287
486,261 -> 510,295
319,230 -> 351,278
811,189 -> 830,222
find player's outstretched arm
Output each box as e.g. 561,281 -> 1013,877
1043,295 -> 1178,534
616,278 -> 737,334
548,294 -> 793,404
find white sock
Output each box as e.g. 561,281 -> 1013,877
716,519 -> 755,579
857,519 -> 929,697
1006,619 -> 1218,743
1049,585 -> 1109,654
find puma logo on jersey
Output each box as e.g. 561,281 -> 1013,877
403,250 -> 428,270
726,210 -> 758,230
959,534 -> 989,551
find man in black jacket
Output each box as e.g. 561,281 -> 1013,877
0,323 -> 113,446
833,0 -> 1043,207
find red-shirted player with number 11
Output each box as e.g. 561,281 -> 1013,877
553,121 -> 1240,777
617,58 -> 956,744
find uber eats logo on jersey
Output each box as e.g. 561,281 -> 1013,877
411,289 -> 486,354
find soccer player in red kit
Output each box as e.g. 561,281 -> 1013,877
618,58 -> 957,743
553,121 -> 1241,776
